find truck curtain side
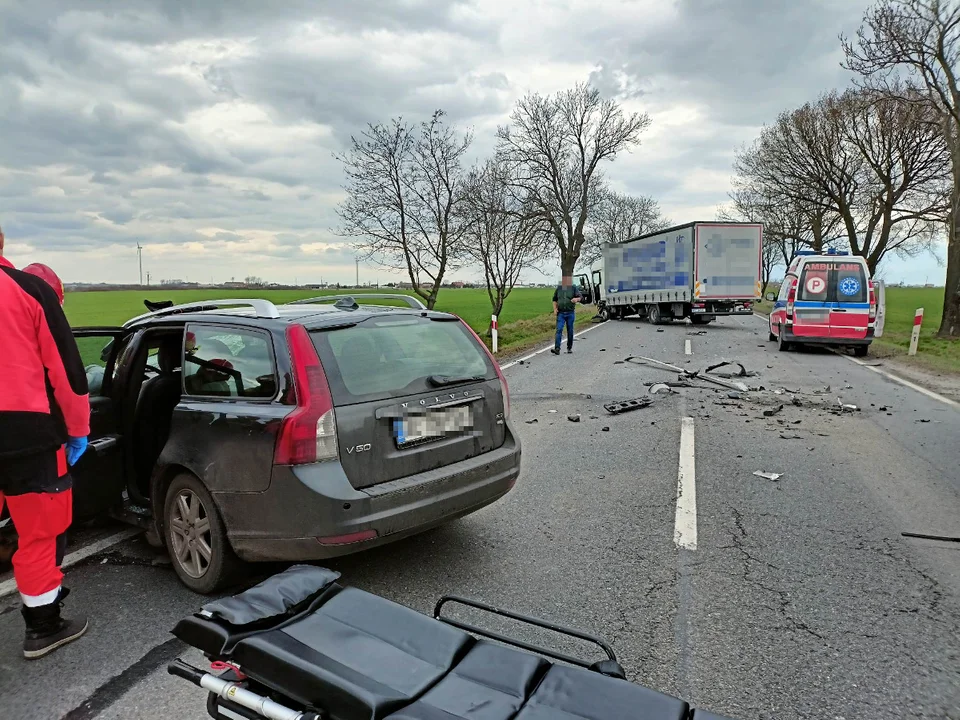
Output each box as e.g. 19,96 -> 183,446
581,222 -> 762,324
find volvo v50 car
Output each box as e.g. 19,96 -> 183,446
55,295 -> 519,592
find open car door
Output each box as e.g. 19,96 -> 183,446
873,280 -> 886,338
70,327 -> 130,521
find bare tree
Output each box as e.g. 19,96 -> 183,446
336,111 -> 472,309
843,0 -> 960,336
461,158 -> 552,320
496,84 -> 651,276
734,89 -> 949,274
582,189 -> 670,265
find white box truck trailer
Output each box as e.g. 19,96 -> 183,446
578,222 -> 763,324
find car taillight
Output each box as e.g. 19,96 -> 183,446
459,319 -> 510,420
274,324 -> 338,465
786,285 -> 796,319
868,282 -> 877,319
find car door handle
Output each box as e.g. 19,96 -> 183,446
89,435 -> 119,452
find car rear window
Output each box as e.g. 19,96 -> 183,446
311,316 -> 495,405
798,261 -> 867,303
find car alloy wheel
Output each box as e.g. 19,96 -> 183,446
169,489 -> 213,579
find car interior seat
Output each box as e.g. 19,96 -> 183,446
132,338 -> 183,495
337,334 -> 384,393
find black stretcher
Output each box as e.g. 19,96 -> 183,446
168,565 -> 734,720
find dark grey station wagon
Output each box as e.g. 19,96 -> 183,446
62,296 -> 520,592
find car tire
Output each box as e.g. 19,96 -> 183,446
777,326 -> 792,352
164,472 -> 241,594
768,326 -> 777,342
854,345 -> 869,357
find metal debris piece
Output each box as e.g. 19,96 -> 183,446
753,471 -> 783,481
568,414 -> 581,422
548,410 -> 557,414
763,405 -> 784,417
604,397 -> 653,415
836,398 -> 859,412
625,356 -> 749,392
791,397 -> 803,407
917,418 -> 931,423
901,532 -> 960,543
778,433 -> 802,440
525,419 -> 538,424
602,426 -> 610,432
649,383 -> 674,394
656,328 -> 664,333
705,360 -> 751,377
727,391 -> 743,400
688,330 -> 708,336
589,415 -> 599,420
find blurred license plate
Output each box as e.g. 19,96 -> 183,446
395,406 -> 473,446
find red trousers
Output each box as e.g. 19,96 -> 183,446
0,446 -> 72,602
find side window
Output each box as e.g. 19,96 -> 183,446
182,325 -> 278,399
777,276 -> 795,302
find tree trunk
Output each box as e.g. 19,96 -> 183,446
938,195 -> 960,337
560,252 -> 579,277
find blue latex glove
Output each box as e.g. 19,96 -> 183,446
65,436 -> 88,466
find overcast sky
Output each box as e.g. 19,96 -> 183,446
0,0 -> 948,287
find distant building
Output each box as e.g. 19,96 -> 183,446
451,281 -> 465,288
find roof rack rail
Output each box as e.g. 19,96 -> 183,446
124,299 -> 281,326
287,294 -> 427,310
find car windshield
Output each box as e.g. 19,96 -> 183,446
311,316 -> 494,405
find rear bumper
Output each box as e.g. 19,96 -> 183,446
693,300 -> 755,316
219,424 -> 521,562
782,327 -> 874,346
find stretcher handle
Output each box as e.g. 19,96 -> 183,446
434,595 -> 618,666
168,659 -> 206,686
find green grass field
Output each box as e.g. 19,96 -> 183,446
756,286 -> 958,373
63,287 -> 592,364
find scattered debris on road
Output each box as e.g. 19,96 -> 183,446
548,410 -> 557,414
688,330 -> 708,336
753,471 -> 783,481
649,383 -> 674,395
604,397 -> 653,414
763,405 -> 784,417
901,532 -> 960,543
727,391 -> 744,400
778,432 -> 803,440
525,419 -> 538,424
602,426 -> 610,432
567,414 -> 581,422
625,355 -> 749,392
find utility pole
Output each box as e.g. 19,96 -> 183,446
355,257 -> 359,287
136,242 -> 143,286
146,271 -> 151,286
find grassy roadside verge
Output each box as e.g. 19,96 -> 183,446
490,306 -> 597,360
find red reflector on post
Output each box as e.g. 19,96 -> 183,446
317,530 -> 378,546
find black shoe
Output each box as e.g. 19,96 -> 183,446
551,348 -> 560,355
566,347 -> 573,354
21,588 -> 88,659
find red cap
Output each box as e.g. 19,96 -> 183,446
22,263 -> 65,305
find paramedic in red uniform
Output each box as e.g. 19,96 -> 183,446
0,226 -> 90,659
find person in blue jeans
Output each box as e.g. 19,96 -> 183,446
551,274 -> 581,354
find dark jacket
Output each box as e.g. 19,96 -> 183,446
0,256 -> 89,459
553,284 -> 581,312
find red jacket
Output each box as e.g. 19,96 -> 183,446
0,256 -> 89,459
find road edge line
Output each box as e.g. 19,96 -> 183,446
842,355 -> 959,409
674,417 -> 698,551
500,321 -> 606,370
0,528 -> 142,600
755,311 -> 957,410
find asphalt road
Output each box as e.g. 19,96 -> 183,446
1,314 -> 958,720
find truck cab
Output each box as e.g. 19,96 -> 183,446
768,251 -> 884,356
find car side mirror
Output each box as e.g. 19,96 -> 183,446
765,292 -> 776,301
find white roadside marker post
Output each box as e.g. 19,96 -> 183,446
491,314 -> 498,354
909,308 -> 923,356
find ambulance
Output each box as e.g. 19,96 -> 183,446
767,250 -> 885,356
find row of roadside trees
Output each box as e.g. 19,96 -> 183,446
335,85 -> 669,317
724,0 -> 960,338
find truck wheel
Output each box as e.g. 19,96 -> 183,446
854,345 -> 869,357
776,326 -> 792,352
164,473 -> 242,594
598,307 -> 609,322
648,304 -> 662,325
